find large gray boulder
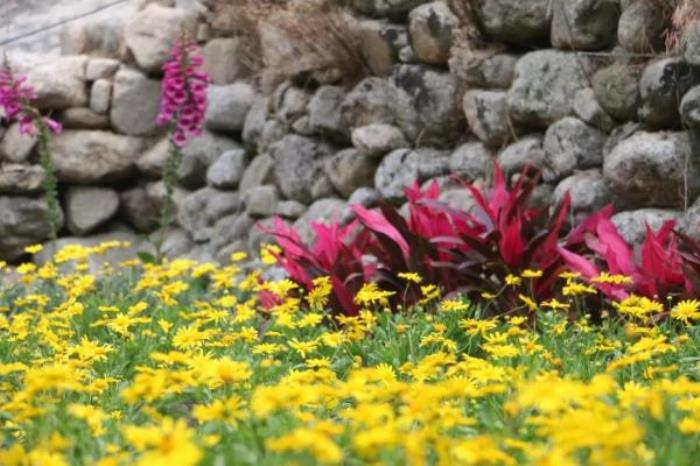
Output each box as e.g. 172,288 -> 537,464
551,0 -> 619,50
242,97 -> 270,152
591,64 -> 641,122
638,58 -> 699,129
450,52 -> 518,90
136,138 -> 170,178
390,65 -> 465,147
497,135 -> 546,176
269,135 -> 334,204
244,185 -> 279,219
308,86 -> 348,142
573,88 -> 616,132
210,213 -> 255,253
202,37 -> 250,85
48,130 -> 144,183
124,4 -> 197,73
351,124 -> 408,157
0,123 -> 37,163
681,85 -> 700,130
463,90 -> 511,147
543,117 -> 605,181
449,142 -> 494,181
26,56 -> 88,110
293,198 -> 347,245
119,185 -> 160,233
206,149 -> 248,190
110,68 -> 161,136
325,148 -> 378,198
352,0 -> 428,18
65,186 -> 120,235
476,0 -> 551,44
553,170 -> 613,222
0,196 -> 65,262
340,77 -> 395,129
604,131 -> 699,208
240,153 -> 276,194
684,21 -> 700,67
90,79 -> 112,114
357,20 -> 407,76
408,2 -> 459,65
272,83 -> 311,127
375,148 -> 450,201
205,83 -> 256,133
508,51 -> 593,128
617,0 -> 667,53
177,133 -> 242,189
0,165 -> 46,194
680,196 -> 700,239
178,187 -> 243,242
613,209 -> 683,244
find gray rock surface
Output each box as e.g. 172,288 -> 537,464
408,2 -> 459,65
463,90 -> 512,147
497,135 -> 546,176
110,68 -> 162,136
124,4 -> 196,73
617,0 -> 667,53
325,148 -> 378,198
177,133 -> 242,189
0,196 -> 65,262
476,0 -> 551,43
543,117 -> 605,181
553,170 -> 613,220
592,64 -> 641,122
638,58 -> 699,129
508,51 -> 594,128
351,124 -> 408,157
0,165 -> 46,194
341,77 -> 395,129
551,0 -> 619,50
0,123 -> 37,163
206,149 -> 248,190
604,131 -> 698,208
119,185 -> 159,233
269,135 -> 334,204
205,83 -> 256,133
390,65 -> 465,147
65,186 -> 119,235
613,209 -> 683,244
449,142 -> 494,181
48,130 -> 144,183
245,185 -> 279,218
307,86 -> 348,141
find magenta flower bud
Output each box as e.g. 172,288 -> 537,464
157,36 -> 209,146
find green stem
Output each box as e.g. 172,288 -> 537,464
37,124 -> 60,245
156,143 -> 183,262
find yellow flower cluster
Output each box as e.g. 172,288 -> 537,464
0,243 -> 699,465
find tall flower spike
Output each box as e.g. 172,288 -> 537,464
0,64 -> 61,136
158,36 -> 209,147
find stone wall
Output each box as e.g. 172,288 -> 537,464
2,0 -> 700,263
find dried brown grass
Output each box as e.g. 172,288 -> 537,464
210,0 -> 367,89
665,0 -> 700,52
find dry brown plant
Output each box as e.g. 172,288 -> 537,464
210,0 -> 367,89
665,0 -> 700,52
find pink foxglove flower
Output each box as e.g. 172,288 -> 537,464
0,66 -> 62,136
157,37 -> 209,147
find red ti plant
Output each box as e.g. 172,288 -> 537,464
559,208 -> 694,303
267,218 -> 376,315
353,165 -> 573,310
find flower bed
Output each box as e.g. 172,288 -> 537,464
1,243 -> 700,465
